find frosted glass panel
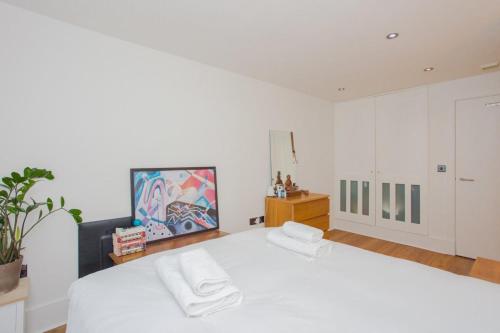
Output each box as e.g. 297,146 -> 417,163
382,183 -> 390,219
350,181 -> 358,214
362,181 -> 369,216
411,185 -> 420,224
396,184 -> 405,222
340,180 -> 346,212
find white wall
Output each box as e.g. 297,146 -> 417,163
0,3 -> 334,332
333,71 -> 500,253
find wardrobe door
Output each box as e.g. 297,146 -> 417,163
334,98 -> 376,225
375,87 -> 428,234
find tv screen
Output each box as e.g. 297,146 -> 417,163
130,167 -> 219,242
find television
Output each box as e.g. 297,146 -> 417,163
130,167 -> 219,243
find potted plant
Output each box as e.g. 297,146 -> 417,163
0,167 -> 82,294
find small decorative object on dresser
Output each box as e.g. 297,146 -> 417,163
0,168 -> 82,294
265,192 -> 330,231
276,184 -> 286,198
284,174 -> 293,191
275,171 -> 283,186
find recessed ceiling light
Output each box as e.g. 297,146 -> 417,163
386,32 -> 399,40
338,87 -> 346,92
424,67 -> 435,72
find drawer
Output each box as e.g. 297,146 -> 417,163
0,302 -> 17,333
299,215 -> 329,231
293,198 -> 329,221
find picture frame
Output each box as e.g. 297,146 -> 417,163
130,167 -> 219,243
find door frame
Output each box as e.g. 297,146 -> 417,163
454,93 -> 500,256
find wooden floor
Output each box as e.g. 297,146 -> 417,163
326,229 -> 475,276
46,325 -> 66,333
46,228 -> 494,333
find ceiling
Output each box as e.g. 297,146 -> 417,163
2,0 -> 500,101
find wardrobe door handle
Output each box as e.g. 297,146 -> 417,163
459,177 -> 475,182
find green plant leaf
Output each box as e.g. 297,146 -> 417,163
20,180 -> 35,194
72,214 -> 83,223
60,196 -> 65,207
47,198 -> 53,211
0,190 -> 7,198
16,206 -> 26,213
7,206 -> 18,214
15,226 -> 21,241
30,168 -> 44,178
68,208 -> 82,216
30,168 -> 53,180
25,202 -> 41,213
11,172 -> 25,183
2,177 -> 14,188
23,167 -> 32,178
16,192 -> 26,202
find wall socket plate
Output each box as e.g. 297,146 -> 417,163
437,165 -> 447,172
21,264 -> 28,278
249,216 -> 265,225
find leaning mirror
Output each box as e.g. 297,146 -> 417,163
269,130 -> 297,189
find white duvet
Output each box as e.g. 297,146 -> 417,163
67,228 -> 500,333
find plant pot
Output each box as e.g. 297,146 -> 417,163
0,256 -> 23,295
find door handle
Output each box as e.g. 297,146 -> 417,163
459,177 -> 475,182
485,102 -> 500,108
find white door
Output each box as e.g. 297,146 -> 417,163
456,95 -> 500,260
375,87 -> 428,234
334,97 -> 376,225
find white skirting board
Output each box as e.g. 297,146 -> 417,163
26,297 -> 68,333
333,218 -> 455,255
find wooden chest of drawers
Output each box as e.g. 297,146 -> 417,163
265,193 -> 330,231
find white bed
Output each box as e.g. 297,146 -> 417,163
67,228 -> 500,333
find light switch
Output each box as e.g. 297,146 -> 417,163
437,165 -> 447,172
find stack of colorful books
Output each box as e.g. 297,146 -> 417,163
112,226 -> 147,256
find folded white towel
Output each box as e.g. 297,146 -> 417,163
179,248 -> 231,296
267,228 -> 331,258
154,255 -> 242,317
282,221 -> 324,243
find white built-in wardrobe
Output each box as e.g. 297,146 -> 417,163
334,87 -> 428,235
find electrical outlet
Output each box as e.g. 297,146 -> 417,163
249,216 -> 265,225
21,264 -> 28,278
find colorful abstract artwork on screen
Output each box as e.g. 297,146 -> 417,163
131,167 -> 219,242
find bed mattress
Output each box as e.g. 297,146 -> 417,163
67,228 -> 500,333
